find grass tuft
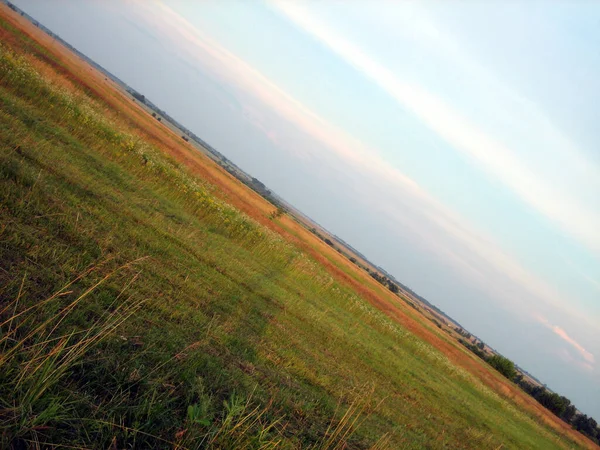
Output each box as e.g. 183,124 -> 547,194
0,261 -> 146,448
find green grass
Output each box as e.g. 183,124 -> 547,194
0,26 -> 586,450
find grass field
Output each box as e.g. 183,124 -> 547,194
0,6 -> 596,449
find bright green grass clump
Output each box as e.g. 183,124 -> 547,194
0,24 -> 584,450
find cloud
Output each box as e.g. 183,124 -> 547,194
553,326 -> 595,364
536,316 -> 595,365
556,347 -> 594,373
270,1 -> 600,255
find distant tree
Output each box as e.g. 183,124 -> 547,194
152,112 -> 156,118
487,355 -> 516,380
476,341 -> 485,350
573,414 -> 598,440
562,404 -> 577,423
514,373 -> 524,384
537,389 -> 567,416
349,257 -> 357,264
369,272 -> 388,286
387,282 -> 399,294
324,238 -> 333,246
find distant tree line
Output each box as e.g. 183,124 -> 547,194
455,327 -> 472,339
458,340 -> 599,443
248,177 -> 273,198
458,338 -> 486,360
369,271 -> 400,294
516,378 -> 598,441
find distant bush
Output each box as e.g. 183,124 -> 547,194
388,283 -> 399,294
268,206 -> 285,220
487,355 -> 516,380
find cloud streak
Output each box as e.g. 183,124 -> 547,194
536,316 -> 595,365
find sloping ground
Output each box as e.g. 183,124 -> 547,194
0,5 -> 596,449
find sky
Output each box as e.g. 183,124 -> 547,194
13,0 -> 600,418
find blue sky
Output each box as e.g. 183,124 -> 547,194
14,0 -> 600,418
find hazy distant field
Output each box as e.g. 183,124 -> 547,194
0,6 -> 595,449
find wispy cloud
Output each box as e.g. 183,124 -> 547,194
271,1 -> 600,255
556,347 -> 594,373
536,315 -> 595,365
